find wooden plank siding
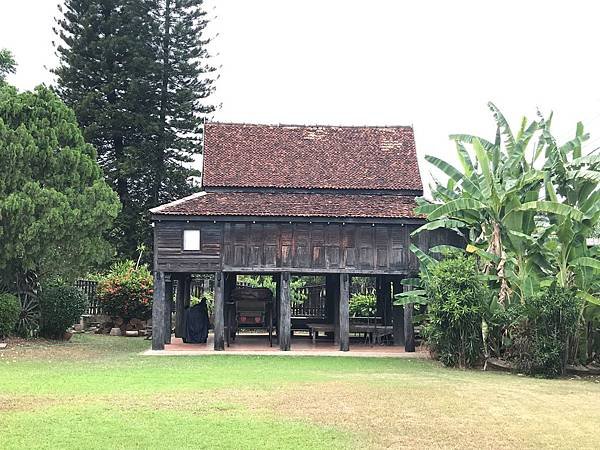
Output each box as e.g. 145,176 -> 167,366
154,219 -> 462,274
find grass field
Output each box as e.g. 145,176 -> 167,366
1,334 -> 599,449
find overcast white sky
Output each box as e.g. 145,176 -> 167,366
2,0 -> 600,191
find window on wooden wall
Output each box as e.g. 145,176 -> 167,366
183,229 -> 200,251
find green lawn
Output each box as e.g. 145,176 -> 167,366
0,335 -> 599,449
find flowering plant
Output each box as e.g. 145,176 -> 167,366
97,260 -> 153,328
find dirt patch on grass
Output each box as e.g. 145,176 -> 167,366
247,379 -> 600,449
0,334 -> 147,362
0,394 -> 67,412
1,336 -> 95,361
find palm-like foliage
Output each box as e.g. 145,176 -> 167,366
414,103 -> 600,307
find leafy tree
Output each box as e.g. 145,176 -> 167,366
0,84 -> 120,292
54,0 -> 215,259
0,49 -> 16,82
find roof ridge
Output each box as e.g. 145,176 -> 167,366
206,122 -> 414,129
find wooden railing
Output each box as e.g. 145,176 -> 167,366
75,277 -> 332,319
75,279 -> 101,315
292,284 -> 326,319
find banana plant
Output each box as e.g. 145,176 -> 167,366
540,119 -> 600,317
412,102 -> 580,304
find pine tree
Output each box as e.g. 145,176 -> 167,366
54,0 -> 215,259
153,0 -> 215,205
0,49 -> 16,82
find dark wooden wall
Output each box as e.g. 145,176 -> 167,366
154,219 -> 462,274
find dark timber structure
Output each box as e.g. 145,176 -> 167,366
150,123 -> 458,352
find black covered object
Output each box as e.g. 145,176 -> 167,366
183,299 -> 209,343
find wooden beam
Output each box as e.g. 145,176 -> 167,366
213,271 -> 225,351
339,273 -> 350,352
279,271 -> 291,351
164,278 -> 173,344
174,274 -> 186,338
151,271 -> 166,350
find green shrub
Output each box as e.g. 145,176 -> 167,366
423,256 -> 487,368
0,293 -> 20,338
97,261 -> 153,329
349,293 -> 376,317
513,285 -> 581,377
39,285 -> 88,339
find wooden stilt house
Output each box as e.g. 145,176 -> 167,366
149,123 -> 458,351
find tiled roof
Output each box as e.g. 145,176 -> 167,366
202,123 -> 422,191
151,191 -> 421,219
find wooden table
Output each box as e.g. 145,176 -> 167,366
307,322 -> 393,343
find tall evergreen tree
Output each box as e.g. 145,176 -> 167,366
153,0 -> 215,206
54,0 -> 161,258
54,0 -> 214,260
0,49 -> 16,82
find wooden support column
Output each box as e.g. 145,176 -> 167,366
151,271 -> 166,350
339,273 -> 350,351
174,274 -> 185,338
224,273 -> 236,346
183,275 -> 191,308
164,277 -> 173,344
404,298 -> 416,352
392,276 -> 405,346
274,273 -> 281,337
213,271 -> 225,351
279,271 -> 291,351
376,275 -> 393,326
325,274 -> 339,340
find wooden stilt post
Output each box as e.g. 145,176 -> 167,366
376,275 -> 393,326
339,273 -> 350,352
183,274 -> 191,308
274,273 -> 281,339
151,271 -> 166,350
279,271 -> 291,351
214,271 -> 225,351
164,277 -> 173,344
392,276 -> 405,346
404,302 -> 415,352
329,274 -> 340,344
325,274 -> 339,341
174,274 -> 185,338
224,273 -> 236,347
